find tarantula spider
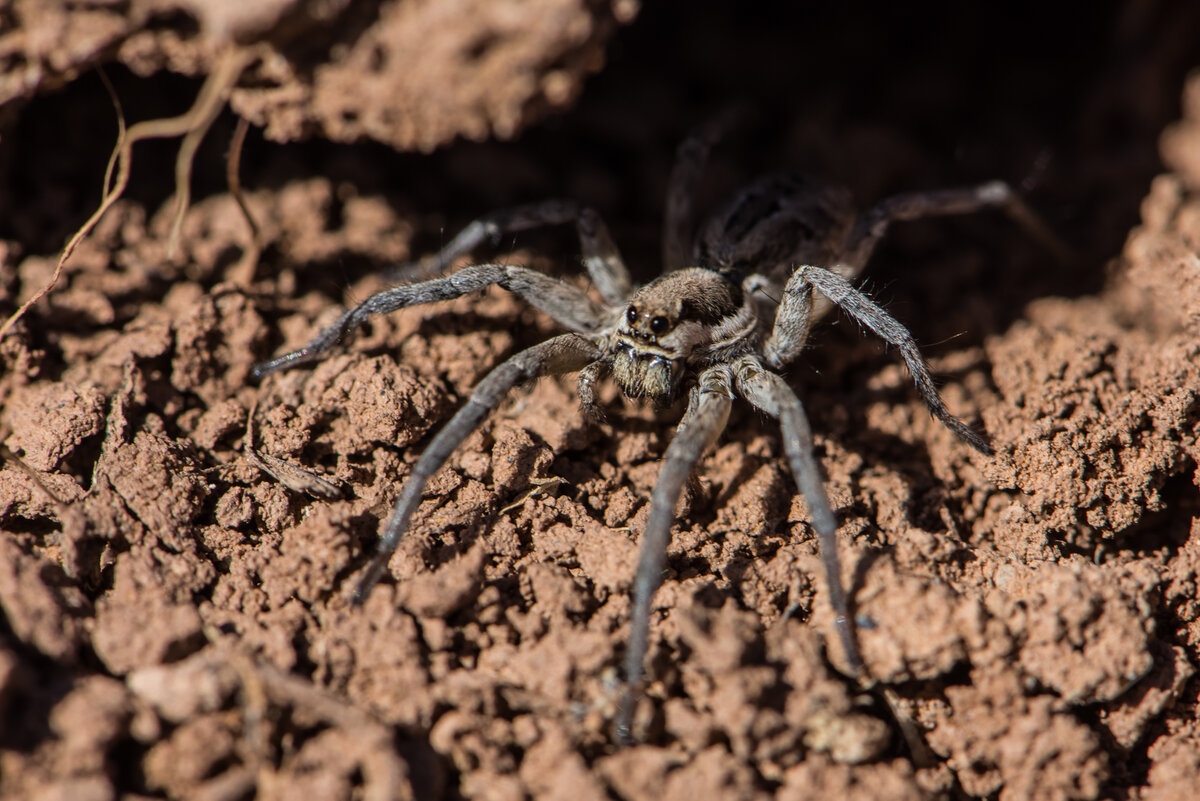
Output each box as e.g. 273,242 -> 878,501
253,116 -> 1065,742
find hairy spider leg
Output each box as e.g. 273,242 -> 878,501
354,334 -> 600,602
766,264 -> 992,456
733,357 -> 862,672
252,263 -> 612,378
844,180 -> 1074,274
616,366 -> 734,743
576,359 -> 610,422
388,200 -> 631,306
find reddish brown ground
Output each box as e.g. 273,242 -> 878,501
2,3 -> 1200,800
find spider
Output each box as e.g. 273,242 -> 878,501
252,115 -> 1066,742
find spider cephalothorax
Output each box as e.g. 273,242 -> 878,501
253,115 -> 1066,743
609,268 -> 754,401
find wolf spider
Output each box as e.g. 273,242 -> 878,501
253,115 -> 1065,742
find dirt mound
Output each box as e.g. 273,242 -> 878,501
1,3 -> 1199,800
1,0 -> 632,150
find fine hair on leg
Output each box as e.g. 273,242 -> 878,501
768,264 -> 992,455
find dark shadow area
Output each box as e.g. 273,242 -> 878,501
4,1 -> 1197,329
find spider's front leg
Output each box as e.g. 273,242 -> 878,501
616,366 -> 734,743
252,263 -> 611,377
765,264 -> 992,455
354,333 -> 601,601
576,360 -> 610,422
733,357 -> 862,677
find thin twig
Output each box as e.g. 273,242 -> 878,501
167,50 -> 257,259
499,475 -> 566,513
226,115 -> 263,284
244,396 -> 344,499
0,70 -> 123,342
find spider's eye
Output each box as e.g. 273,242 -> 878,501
650,316 -> 670,335
626,307 -> 638,324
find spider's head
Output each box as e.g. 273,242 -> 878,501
610,268 -> 747,401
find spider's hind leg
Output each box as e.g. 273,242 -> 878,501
844,180 -> 1073,274
662,108 -> 746,273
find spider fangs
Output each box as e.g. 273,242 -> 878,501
252,116 -> 1068,743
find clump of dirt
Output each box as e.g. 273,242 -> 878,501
2,3 -> 1200,801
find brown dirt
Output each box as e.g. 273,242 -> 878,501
2,2 -> 1200,800
0,0 -> 632,151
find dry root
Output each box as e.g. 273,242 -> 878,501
0,48 -> 257,342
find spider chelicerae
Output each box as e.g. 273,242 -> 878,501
252,115 -> 1065,742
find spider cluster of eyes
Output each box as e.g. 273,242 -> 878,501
626,307 -> 672,335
